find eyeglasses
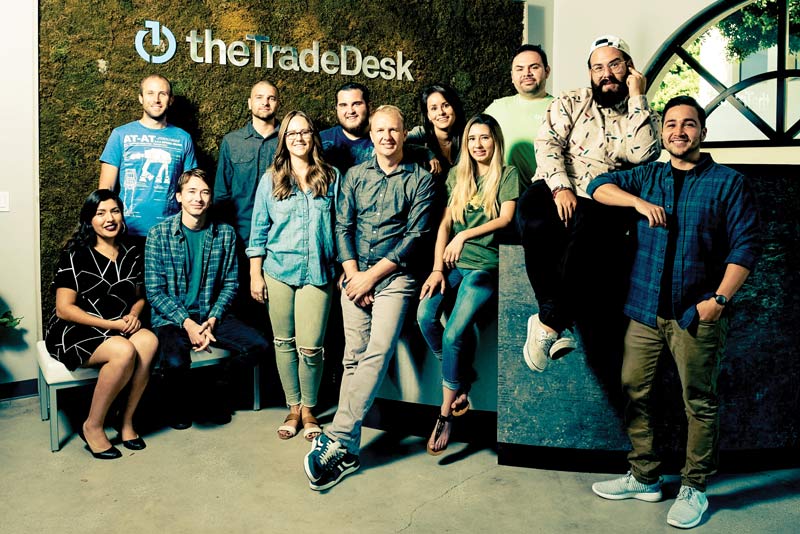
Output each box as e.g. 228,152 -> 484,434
590,59 -> 627,75
286,129 -> 313,140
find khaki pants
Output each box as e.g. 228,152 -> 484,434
622,316 -> 728,491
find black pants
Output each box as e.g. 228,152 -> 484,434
516,180 -> 631,334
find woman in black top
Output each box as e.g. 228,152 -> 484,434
45,190 -> 158,459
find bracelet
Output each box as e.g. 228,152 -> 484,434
551,185 -> 573,200
432,269 -> 443,273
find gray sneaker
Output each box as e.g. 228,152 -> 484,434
523,314 -> 556,372
591,471 -> 663,502
667,486 -> 708,529
549,334 -> 577,360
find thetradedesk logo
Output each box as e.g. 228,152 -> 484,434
134,20 -> 414,81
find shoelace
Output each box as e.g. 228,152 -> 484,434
677,486 -> 695,501
318,441 -> 343,466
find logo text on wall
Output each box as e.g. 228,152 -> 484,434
135,20 -> 414,81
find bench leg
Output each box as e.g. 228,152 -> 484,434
49,385 -> 60,452
38,368 -> 49,421
252,363 -> 261,411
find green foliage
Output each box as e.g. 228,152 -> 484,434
0,310 -> 22,329
651,40 -> 701,112
716,0 -> 800,59
38,0 -> 523,314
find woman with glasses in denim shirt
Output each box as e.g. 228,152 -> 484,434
417,114 -> 521,455
247,110 -> 339,441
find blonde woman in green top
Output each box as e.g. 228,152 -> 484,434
417,114 -> 522,455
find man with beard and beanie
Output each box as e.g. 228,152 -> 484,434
99,74 -> 198,244
588,96 -> 760,529
214,80 -> 280,327
321,82 -> 374,175
516,35 -> 662,372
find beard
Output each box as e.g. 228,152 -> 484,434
252,109 -> 276,122
341,116 -> 369,137
591,74 -> 630,108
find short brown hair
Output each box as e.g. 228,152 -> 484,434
177,168 -> 209,193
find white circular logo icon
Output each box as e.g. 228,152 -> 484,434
135,20 -> 177,64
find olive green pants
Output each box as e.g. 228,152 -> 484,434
622,316 -> 728,492
264,274 -> 334,408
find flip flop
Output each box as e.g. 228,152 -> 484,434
277,413 -> 301,440
451,394 -> 470,417
302,415 -> 322,441
427,414 -> 453,456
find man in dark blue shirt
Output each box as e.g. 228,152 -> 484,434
320,82 -> 374,175
214,80 -> 280,328
587,96 -> 760,529
303,105 -> 435,491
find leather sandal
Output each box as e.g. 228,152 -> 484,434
427,414 -> 453,456
301,414 -> 322,441
451,393 -> 470,417
277,413 -> 301,440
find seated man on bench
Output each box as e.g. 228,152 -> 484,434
145,168 -> 268,429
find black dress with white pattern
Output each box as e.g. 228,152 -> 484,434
44,243 -> 142,371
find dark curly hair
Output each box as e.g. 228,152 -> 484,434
65,189 -> 127,253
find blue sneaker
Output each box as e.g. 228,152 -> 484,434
304,433 -> 341,483
310,451 -> 361,491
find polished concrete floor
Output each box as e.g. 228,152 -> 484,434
2,395 -> 798,534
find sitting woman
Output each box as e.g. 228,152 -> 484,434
247,110 -> 339,441
417,114 -> 521,455
44,189 -> 158,459
408,84 -> 467,181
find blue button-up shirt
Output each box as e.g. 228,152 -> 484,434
145,214 -> 238,328
246,170 -> 340,287
214,122 -> 279,244
336,156 -> 436,292
587,154 -> 760,328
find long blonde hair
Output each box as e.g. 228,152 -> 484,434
449,114 -> 505,224
271,110 -> 336,200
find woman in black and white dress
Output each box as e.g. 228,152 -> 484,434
45,189 -> 158,459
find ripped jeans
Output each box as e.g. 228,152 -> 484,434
264,273 -> 334,408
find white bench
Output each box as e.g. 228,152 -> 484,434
35,340 -> 261,451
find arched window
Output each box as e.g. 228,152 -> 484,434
646,0 -> 800,147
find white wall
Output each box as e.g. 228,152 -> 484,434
0,0 -> 40,386
538,0 -> 716,94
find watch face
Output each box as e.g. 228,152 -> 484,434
715,294 -> 727,306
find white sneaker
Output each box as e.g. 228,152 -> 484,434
667,486 -> 708,529
549,335 -> 577,360
523,314 -> 556,372
591,471 -> 663,502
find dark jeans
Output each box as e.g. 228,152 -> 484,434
516,180 -> 630,334
155,313 -> 268,372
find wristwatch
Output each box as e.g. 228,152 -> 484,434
713,294 -> 728,306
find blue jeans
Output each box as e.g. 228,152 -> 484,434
416,268 -> 496,391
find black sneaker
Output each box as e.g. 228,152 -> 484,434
304,433 -> 340,483
309,452 -> 361,491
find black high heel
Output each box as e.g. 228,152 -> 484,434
121,436 -> 147,450
78,426 -> 122,460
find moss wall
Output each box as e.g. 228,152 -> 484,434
39,0 -> 523,312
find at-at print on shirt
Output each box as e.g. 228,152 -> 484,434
101,121 -> 198,237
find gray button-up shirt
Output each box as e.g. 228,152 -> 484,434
336,156 -> 436,292
214,121 -> 279,244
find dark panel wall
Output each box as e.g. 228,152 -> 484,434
39,0 -> 523,312
498,163 -> 799,454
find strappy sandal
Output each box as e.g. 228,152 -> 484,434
426,414 -> 453,456
451,393 -> 470,417
277,413 -> 301,440
302,414 -> 322,442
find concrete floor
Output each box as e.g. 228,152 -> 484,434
2,396 -> 798,534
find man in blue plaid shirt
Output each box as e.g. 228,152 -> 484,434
586,96 -> 760,529
145,168 -> 268,429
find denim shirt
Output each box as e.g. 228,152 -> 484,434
588,154 -> 761,329
246,169 -> 340,287
214,122 -> 279,244
336,156 -> 436,292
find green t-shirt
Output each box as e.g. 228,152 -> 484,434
446,165 -> 522,271
182,224 -> 208,314
484,94 -> 553,185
